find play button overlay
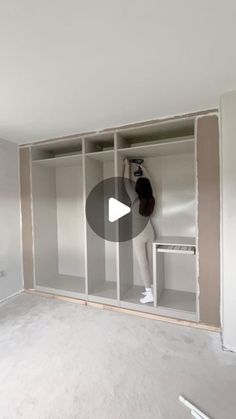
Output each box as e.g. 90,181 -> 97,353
108,198 -> 131,222
85,177 -> 149,242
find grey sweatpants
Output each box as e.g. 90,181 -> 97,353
133,220 -> 155,288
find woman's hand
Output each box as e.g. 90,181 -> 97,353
123,158 -> 130,166
139,164 -> 149,180
123,158 -> 131,179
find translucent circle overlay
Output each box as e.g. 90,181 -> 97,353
85,177 -> 148,242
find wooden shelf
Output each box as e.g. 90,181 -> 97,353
117,138 -> 194,158
154,236 -> 196,246
32,138 -> 194,165
158,289 -> 196,313
157,245 -> 195,255
32,153 -> 82,167
120,285 -> 196,315
85,149 -> 114,162
121,284 -> 154,307
89,281 -> 117,300
36,274 -> 85,293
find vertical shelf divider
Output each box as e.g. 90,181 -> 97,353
30,146 -> 36,290
114,133 -> 121,305
82,138 -> 89,298
152,243 -> 158,307
115,133 -> 134,305
194,117 -> 200,323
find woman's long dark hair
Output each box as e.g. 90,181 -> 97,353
135,177 -> 155,216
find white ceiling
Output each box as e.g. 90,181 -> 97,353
1,1 -> 236,144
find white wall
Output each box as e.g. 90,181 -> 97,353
220,91 -> 236,351
32,165 -> 58,286
0,138 -> 23,300
2,2 -> 236,145
85,157 -> 105,289
56,165 -> 85,278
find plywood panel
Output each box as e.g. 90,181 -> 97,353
33,154 -> 82,167
197,115 -> 220,326
103,161 -> 117,283
56,165 -> 85,277
220,92 -> 236,350
19,147 -> 34,289
115,152 -> 133,297
85,157 -> 105,291
0,139 -> 23,300
119,138 -> 194,157
32,165 -> 58,286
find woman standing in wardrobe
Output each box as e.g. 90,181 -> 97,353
123,158 -> 156,304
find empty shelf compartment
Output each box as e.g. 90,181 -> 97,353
116,118 -> 195,149
153,237 -> 197,316
84,133 -> 114,153
31,138 -> 83,160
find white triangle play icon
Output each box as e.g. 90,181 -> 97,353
108,197 -> 131,222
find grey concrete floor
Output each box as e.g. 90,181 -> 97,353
0,293 -> 235,419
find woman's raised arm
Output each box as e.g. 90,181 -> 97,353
123,158 -> 137,203
140,164 -> 150,181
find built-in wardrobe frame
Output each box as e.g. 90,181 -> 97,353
20,110 -> 221,327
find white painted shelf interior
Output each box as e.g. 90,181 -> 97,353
85,150 -> 117,301
154,237 -> 196,314
32,144 -> 85,296
30,117 -> 198,320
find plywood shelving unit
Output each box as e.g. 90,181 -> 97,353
29,117 -> 199,321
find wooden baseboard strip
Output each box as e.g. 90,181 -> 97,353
24,289 -> 220,333
25,289 -> 86,305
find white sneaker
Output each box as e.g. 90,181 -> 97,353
141,286 -> 153,296
140,291 -> 154,304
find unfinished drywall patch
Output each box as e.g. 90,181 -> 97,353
32,164 -> 59,287
56,165 -> 85,277
19,147 -> 34,289
197,115 -> 220,327
0,138 -> 23,300
220,91 -> 236,352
